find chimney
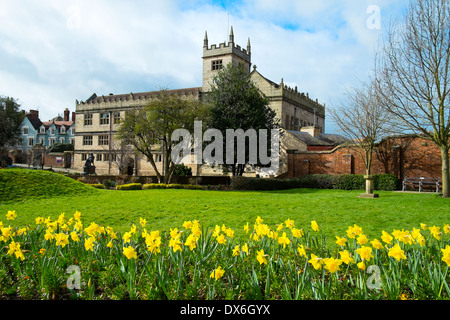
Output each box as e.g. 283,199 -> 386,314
29,110 -> 39,119
64,108 -> 70,121
301,126 -> 321,137
72,112 -> 76,122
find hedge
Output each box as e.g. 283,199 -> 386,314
89,183 -> 106,189
230,174 -> 400,191
143,183 -> 204,190
116,183 -> 143,190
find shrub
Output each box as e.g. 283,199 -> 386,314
230,174 -> 401,191
173,163 -> 192,176
90,183 -> 106,189
334,175 -> 365,190
143,183 -> 204,190
373,174 -> 400,191
116,183 -> 143,190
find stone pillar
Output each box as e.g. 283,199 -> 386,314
360,175 -> 379,198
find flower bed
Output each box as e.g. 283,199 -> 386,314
0,210 -> 449,300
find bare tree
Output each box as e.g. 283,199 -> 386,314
329,80 -> 392,197
375,0 -> 450,197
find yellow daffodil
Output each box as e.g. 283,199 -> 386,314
308,254 -> 323,270
255,216 -> 264,224
323,257 -> 342,274
84,237 -> 95,251
6,210 -> 17,221
123,232 -> 132,243
184,234 -> 198,251
346,224 -> 363,239
242,243 -> 249,255
335,236 -> 347,247
285,219 -> 295,229
277,232 -> 291,249
55,233 -> 69,248
244,222 -> 250,234
169,234 -> 182,252
292,228 -> 304,238
429,226 -> 442,240
388,243 -> 407,261
371,239 -> 383,250
443,224 -> 450,234
107,241 -> 113,248
297,245 -> 307,257
74,211 -> 81,221
139,218 -> 147,228
381,230 -> 393,244
123,246 -> 137,259
7,241 -> 18,256
357,234 -> 369,245
183,220 -> 192,229
339,250 -> 355,265
70,231 -> 80,242
210,266 -> 225,280
311,220 -> 319,232
441,245 -> 450,266
216,234 -> 227,245
38,248 -> 46,255
357,261 -> 366,271
420,223 -> 427,230
276,223 -> 284,232
232,245 -> 240,257
356,246 -> 373,261
257,249 -> 268,265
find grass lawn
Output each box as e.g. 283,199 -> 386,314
2,187 -> 449,249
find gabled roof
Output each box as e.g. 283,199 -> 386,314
250,68 -> 280,88
288,131 -> 349,146
25,114 -> 43,130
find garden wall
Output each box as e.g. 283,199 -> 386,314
287,135 -> 445,181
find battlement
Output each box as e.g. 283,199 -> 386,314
203,42 -> 251,61
203,27 -> 251,63
281,83 -> 325,117
76,88 -> 202,111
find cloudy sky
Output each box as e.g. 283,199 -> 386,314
0,0 -> 410,133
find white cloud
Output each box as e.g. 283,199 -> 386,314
0,0 -> 410,132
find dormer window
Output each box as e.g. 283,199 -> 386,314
40,126 -> 45,134
60,126 -> 66,134
50,128 -> 55,135
212,60 -> 223,71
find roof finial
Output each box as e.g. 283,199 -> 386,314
204,31 -> 208,48
229,25 -> 234,43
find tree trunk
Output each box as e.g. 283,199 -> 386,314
440,146 -> 449,198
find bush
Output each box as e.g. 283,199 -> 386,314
373,174 -> 400,191
89,183 -> 106,189
173,163 -> 192,176
116,183 -> 143,190
143,183 -> 204,190
230,174 -> 401,191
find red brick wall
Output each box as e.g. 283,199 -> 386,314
288,136 -> 446,180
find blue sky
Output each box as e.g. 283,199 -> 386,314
0,0 -> 410,133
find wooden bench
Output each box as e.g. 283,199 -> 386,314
402,177 -> 441,193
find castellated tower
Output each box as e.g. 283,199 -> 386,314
202,26 -> 252,92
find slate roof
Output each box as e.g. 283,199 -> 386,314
288,131 -> 349,147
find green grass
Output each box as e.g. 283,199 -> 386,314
0,169 -> 98,203
1,171 -> 449,248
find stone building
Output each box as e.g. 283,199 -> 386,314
74,28 -> 326,176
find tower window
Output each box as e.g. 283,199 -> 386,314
212,60 -> 223,71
